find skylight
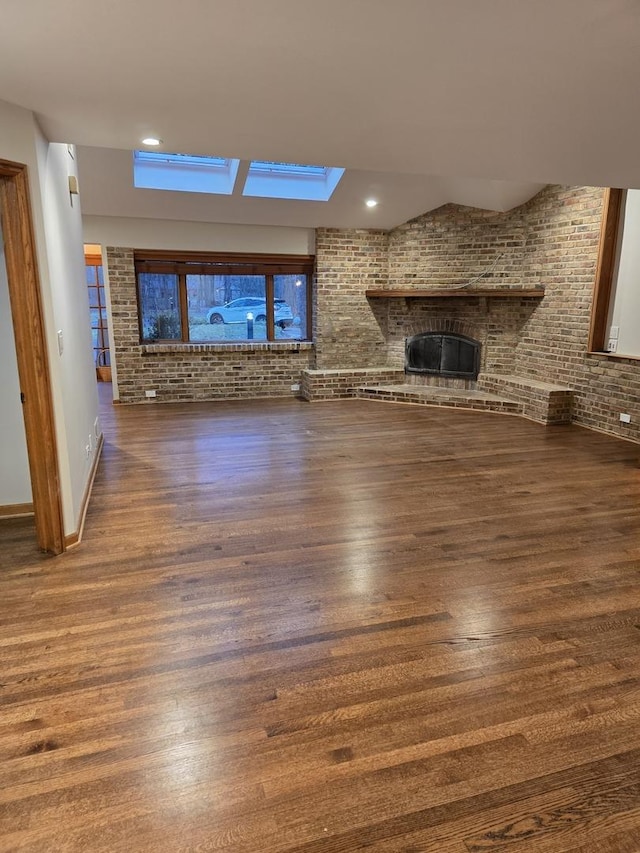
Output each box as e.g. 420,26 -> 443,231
132,151 -> 345,201
133,151 -> 240,195
249,161 -> 329,177
243,160 -> 345,201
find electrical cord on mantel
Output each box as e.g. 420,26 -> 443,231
445,252 -> 506,289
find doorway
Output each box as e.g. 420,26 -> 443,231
0,158 -> 65,554
85,245 -> 111,382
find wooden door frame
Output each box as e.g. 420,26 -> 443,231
588,188 -> 623,353
0,158 -> 65,555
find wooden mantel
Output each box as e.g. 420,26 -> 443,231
365,288 -> 545,299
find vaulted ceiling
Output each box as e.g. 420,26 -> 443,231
1,0 -> 639,228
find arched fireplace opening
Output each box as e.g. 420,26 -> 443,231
405,332 -> 480,380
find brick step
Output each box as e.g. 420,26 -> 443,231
301,368 -> 404,401
477,373 -> 573,424
355,384 -> 523,414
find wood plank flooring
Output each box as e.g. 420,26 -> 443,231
2,394 -> 640,852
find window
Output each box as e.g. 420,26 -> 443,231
590,188 -> 640,357
133,151 -> 240,195
85,250 -> 111,380
135,251 -> 314,343
243,161 -> 345,201
132,151 -> 345,201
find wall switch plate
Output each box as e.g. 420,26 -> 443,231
607,338 -> 618,352
145,389 -> 157,398
609,325 -> 619,339
620,413 -> 631,424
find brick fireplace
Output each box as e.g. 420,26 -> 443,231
308,185 -> 611,427
381,294 -> 538,378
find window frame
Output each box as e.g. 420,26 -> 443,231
588,188 -> 624,353
134,250 -> 314,344
85,251 -> 111,370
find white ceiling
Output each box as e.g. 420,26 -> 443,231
2,0 -> 639,229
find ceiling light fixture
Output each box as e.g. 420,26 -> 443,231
141,137 -> 162,146
365,198 -> 378,208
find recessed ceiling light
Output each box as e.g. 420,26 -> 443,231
365,198 -> 378,208
141,137 -> 162,146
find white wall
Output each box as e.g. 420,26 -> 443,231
82,215 -> 315,254
609,189 -> 640,356
0,99 -> 100,537
35,136 -> 100,532
0,226 -> 31,506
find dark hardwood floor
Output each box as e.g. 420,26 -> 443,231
2,393 -> 640,852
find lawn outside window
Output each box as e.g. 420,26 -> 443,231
135,251 -> 314,344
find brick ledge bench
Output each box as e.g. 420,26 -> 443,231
301,367 -> 403,401
477,373 -> 574,424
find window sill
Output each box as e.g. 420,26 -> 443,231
586,350 -> 640,363
141,341 -> 314,354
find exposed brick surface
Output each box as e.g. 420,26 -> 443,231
355,384 -> 523,415
314,229 -> 388,368
303,368 -> 570,424
301,367 -> 403,401
388,203 -> 529,289
477,374 -> 573,424
318,186 -> 640,442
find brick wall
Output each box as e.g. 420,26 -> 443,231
314,228 -> 388,368
388,203 -> 528,288
511,186 -> 637,437
106,247 -> 313,404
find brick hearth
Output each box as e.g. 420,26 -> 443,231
300,368 -> 573,425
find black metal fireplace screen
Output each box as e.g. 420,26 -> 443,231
405,332 -> 480,380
